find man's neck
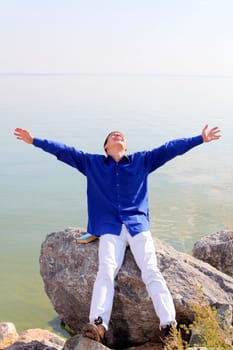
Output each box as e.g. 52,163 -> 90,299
107,149 -> 126,163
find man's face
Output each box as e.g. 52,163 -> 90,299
104,131 -> 127,153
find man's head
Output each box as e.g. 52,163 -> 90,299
104,131 -> 127,154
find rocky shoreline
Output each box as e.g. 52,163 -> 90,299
0,322 -> 213,350
1,229 -> 233,350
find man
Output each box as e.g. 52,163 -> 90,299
14,125 -> 221,343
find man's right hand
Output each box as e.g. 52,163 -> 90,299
14,128 -> 34,144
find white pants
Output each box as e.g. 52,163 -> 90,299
89,225 -> 176,329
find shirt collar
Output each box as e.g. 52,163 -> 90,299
104,154 -> 130,164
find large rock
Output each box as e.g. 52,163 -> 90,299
39,227 -> 233,349
2,328 -> 65,350
192,230 -> 233,277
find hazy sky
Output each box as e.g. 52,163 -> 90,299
1,0 -> 233,75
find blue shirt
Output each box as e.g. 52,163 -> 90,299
33,135 -> 203,236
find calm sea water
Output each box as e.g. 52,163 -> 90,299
0,74 -> 232,336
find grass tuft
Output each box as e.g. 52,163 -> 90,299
164,285 -> 233,349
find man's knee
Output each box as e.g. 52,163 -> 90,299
97,263 -> 118,282
142,267 -> 165,286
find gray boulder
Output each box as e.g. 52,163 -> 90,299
192,230 -> 233,277
39,227 -> 233,349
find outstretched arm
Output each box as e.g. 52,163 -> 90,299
202,124 -> 221,143
14,128 -> 87,174
14,128 -> 34,144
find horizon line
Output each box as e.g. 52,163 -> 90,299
0,72 -> 233,79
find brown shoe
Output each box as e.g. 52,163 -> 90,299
76,233 -> 98,244
82,323 -> 106,343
